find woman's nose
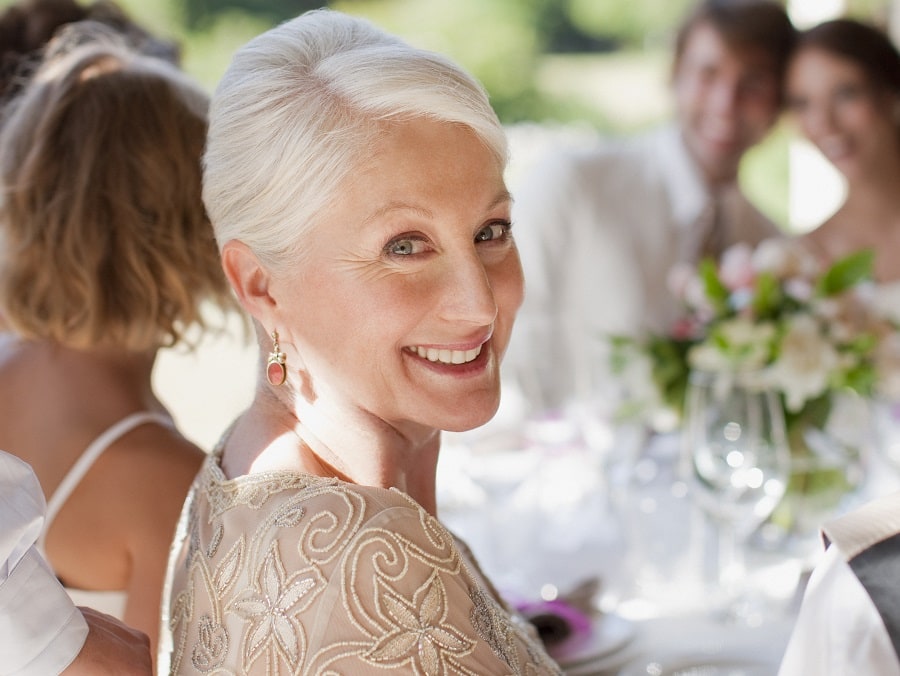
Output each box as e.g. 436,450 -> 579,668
437,251 -> 498,327
804,102 -> 837,137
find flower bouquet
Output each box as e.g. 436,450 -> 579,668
610,237 -> 900,548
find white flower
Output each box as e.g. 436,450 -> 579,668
719,242 -> 756,291
766,315 -> 839,411
872,283 -> 900,324
751,237 -> 820,280
620,347 -> 663,407
668,262 -> 696,301
688,318 -> 775,372
668,266 -> 713,315
876,333 -> 900,400
689,343 -> 735,372
784,278 -> 814,302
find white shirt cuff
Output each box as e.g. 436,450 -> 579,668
0,548 -> 88,675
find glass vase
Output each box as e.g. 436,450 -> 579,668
757,389 -> 872,566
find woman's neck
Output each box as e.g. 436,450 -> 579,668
843,146 -> 900,220
7,339 -> 160,410
223,384 -> 442,515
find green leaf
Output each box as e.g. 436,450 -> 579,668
698,258 -> 730,314
647,337 -> 694,416
751,271 -> 782,318
784,392 -> 832,438
816,249 -> 874,296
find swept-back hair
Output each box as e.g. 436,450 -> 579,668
203,8 -> 508,271
0,30 -> 234,350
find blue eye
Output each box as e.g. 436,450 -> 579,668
475,221 -> 512,243
385,236 -> 428,256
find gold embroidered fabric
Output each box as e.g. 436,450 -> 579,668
161,448 -> 562,675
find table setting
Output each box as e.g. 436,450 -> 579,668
437,238 -> 900,674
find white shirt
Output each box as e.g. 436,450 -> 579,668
779,491 -> 900,675
0,451 -> 88,675
505,124 -> 778,409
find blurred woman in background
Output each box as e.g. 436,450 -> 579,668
786,18 -> 900,281
0,25 -> 236,664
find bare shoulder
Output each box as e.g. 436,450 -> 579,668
105,421 -> 205,478
97,421 -> 205,525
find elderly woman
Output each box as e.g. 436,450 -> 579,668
0,26 -> 236,665
161,8 -> 560,675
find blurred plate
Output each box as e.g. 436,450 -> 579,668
548,613 -> 635,668
619,655 -> 772,676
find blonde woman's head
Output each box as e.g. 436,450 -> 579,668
0,33 -> 235,351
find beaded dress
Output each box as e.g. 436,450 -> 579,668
161,443 -> 562,675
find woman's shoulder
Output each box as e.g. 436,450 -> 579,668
88,414 -> 204,528
169,464 -> 561,675
101,415 -> 205,483
194,455 -> 432,535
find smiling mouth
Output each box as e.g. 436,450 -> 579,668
408,344 -> 483,365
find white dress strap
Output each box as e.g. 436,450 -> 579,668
38,411 -> 174,551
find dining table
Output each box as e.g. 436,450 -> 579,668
436,393 -> 900,675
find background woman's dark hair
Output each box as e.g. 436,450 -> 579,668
0,0 -> 179,103
796,18 -> 900,95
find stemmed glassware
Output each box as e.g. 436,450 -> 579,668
681,368 -> 791,621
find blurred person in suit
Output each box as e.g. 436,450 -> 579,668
506,0 -> 795,410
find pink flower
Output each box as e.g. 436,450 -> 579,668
718,243 -> 756,291
668,262 -> 697,301
669,316 -> 701,341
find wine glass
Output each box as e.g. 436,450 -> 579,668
681,368 -> 791,621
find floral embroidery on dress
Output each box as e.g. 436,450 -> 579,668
161,449 -> 561,675
191,614 -> 228,672
470,584 -> 521,672
365,571 -> 476,673
227,543 -> 324,673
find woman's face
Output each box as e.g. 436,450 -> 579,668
272,118 -> 523,434
787,46 -> 898,180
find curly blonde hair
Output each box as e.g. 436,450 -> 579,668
0,37 -> 235,351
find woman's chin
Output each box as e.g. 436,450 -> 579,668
438,401 -> 500,434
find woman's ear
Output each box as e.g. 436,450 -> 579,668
221,240 -> 276,324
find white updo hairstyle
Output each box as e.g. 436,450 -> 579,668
203,8 -> 508,271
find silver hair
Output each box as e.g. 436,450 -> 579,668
203,8 -> 508,270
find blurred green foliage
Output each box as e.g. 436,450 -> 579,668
3,0 -> 894,229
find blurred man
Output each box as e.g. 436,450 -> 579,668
507,0 -> 795,408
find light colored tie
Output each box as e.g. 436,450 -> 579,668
683,191 -> 727,264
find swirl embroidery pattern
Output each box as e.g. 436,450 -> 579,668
162,450 -> 562,675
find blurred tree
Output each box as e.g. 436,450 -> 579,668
181,0 -> 323,28
566,0 -> 695,49
332,0 -> 612,124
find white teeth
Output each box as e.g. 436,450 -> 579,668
411,344 -> 482,364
